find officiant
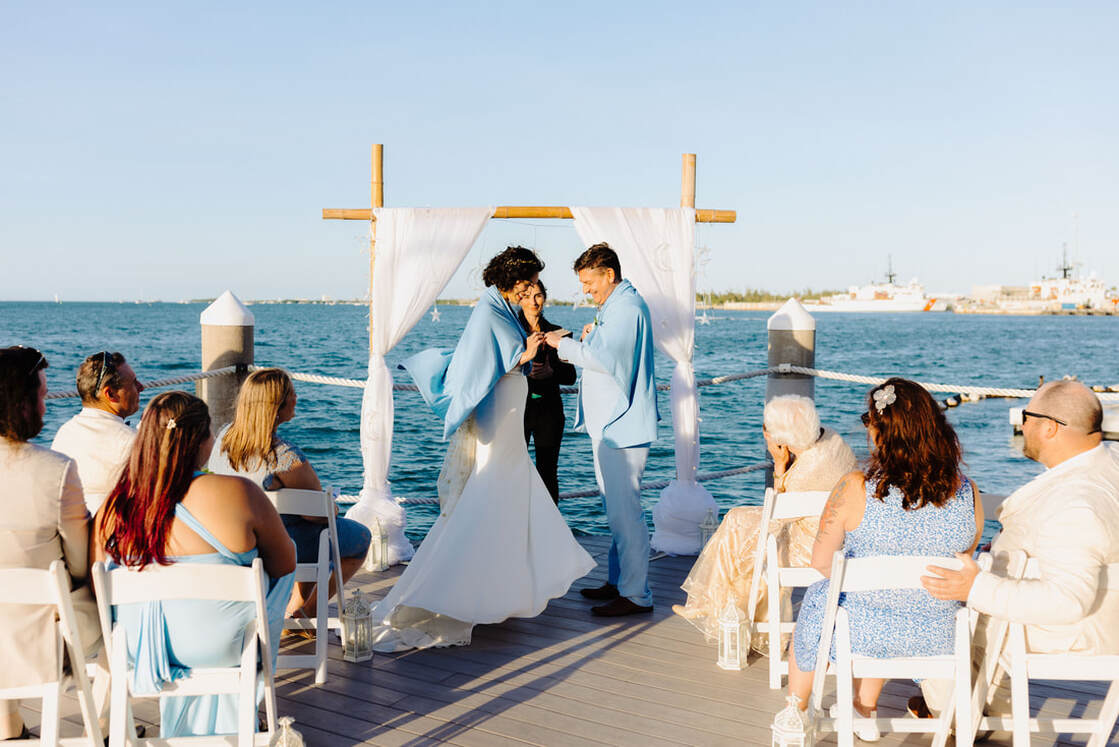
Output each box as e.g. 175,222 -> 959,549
518,281 -> 577,504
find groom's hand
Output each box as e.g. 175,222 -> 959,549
543,330 -> 567,348
581,323 -> 594,341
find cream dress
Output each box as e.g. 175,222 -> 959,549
673,428 -> 855,651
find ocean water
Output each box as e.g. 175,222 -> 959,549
4,301 -> 1116,542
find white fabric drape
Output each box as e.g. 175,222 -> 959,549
350,207 -> 494,566
570,207 -> 716,555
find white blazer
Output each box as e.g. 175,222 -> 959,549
968,443 -> 1119,654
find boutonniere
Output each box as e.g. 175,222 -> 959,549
592,314 -> 602,328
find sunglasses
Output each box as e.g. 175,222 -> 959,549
11,345 -> 45,375
93,351 -> 114,394
1021,409 -> 1067,427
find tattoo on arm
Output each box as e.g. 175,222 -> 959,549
814,476 -> 849,549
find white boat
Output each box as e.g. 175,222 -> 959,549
969,248 -> 1117,313
803,258 -> 945,313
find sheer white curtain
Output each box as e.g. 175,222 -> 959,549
349,207 -> 494,566
570,207 -> 716,555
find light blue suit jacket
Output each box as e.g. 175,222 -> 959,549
570,280 -> 659,448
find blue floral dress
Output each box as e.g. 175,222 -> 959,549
792,475 -> 975,671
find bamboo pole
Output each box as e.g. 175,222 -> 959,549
369,144 -> 383,354
324,206 -> 736,223
681,153 -> 696,209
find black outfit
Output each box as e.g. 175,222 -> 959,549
519,312 -> 577,504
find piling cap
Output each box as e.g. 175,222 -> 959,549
767,298 -> 815,331
200,291 -> 254,326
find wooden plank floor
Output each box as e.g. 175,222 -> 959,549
18,535 -> 1119,745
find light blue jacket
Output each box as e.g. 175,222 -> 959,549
570,280 -> 659,448
400,286 -> 526,440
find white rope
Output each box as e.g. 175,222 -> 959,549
44,366 -> 240,400
779,365 -> 1040,398
375,460 -> 773,506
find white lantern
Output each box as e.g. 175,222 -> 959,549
367,516 -> 390,572
771,696 -> 812,747
341,589 -> 374,663
269,716 -> 305,746
716,598 -> 745,670
698,508 -> 719,549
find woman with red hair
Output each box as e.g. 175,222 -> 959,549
94,391 -> 295,739
774,378 -> 984,742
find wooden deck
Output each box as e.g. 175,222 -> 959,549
23,535 -> 1119,745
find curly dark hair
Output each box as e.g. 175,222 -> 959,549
864,377 -> 962,510
482,246 -> 544,291
0,345 -> 49,441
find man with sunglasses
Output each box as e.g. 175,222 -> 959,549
919,380 -> 1119,723
51,351 -> 144,513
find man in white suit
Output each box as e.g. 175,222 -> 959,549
921,380 -> 1119,716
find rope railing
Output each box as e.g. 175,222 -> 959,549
335,460 -> 774,506
44,366 -> 241,400
43,360 -> 1118,401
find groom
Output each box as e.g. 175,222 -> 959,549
545,243 -> 659,616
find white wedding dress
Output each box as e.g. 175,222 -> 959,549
370,372 -> 596,651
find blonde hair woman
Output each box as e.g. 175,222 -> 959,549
208,368 -> 371,620
672,395 -> 856,648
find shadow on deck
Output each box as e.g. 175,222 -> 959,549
20,536 -> 1118,745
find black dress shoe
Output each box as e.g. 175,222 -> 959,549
591,597 -> 654,617
580,582 -> 620,600
4,725 -> 30,741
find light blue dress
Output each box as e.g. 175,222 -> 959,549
112,492 -> 295,738
793,476 -> 975,671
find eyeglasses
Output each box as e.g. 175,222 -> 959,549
92,351 -> 114,394
1021,409 -> 1067,427
860,412 -> 871,427
11,345 -> 45,375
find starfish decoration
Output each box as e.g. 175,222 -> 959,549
430,306 -> 441,322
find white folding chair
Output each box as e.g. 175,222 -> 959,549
742,487 -> 830,688
974,551 -> 1119,747
809,550 -> 973,747
264,488 -> 345,685
0,561 -> 104,746
92,559 -> 276,747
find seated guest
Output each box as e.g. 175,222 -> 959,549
774,378 -> 984,741
0,346 -> 100,741
51,351 -> 144,514
93,392 -> 295,738
207,368 -> 371,620
921,380 -> 1119,718
518,281 -> 577,504
672,395 -> 855,648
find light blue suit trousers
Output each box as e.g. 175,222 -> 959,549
591,438 -> 653,607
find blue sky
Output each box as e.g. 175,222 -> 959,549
2,1 -> 1117,302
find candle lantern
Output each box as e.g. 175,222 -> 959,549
698,508 -> 719,549
771,696 -> 812,747
269,716 -> 305,746
341,589 -> 374,663
716,598 -> 745,671
367,516 -> 390,572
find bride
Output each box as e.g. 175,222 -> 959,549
371,246 -> 595,651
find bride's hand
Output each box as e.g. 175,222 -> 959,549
521,332 -> 545,364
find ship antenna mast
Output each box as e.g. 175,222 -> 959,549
1059,243 -> 1073,280
885,254 -> 896,284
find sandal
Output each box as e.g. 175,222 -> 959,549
282,609 -> 317,641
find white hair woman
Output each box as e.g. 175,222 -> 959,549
672,395 -> 856,650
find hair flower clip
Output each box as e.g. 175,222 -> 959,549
873,385 -> 896,413
165,417 -> 177,430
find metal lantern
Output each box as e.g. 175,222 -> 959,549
341,589 -> 374,663
269,716 -> 305,747
716,598 -> 745,671
771,696 -> 812,747
698,508 -> 719,549
367,516 -> 390,572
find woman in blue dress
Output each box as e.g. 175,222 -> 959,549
93,391 -> 296,738
775,378 -> 984,741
